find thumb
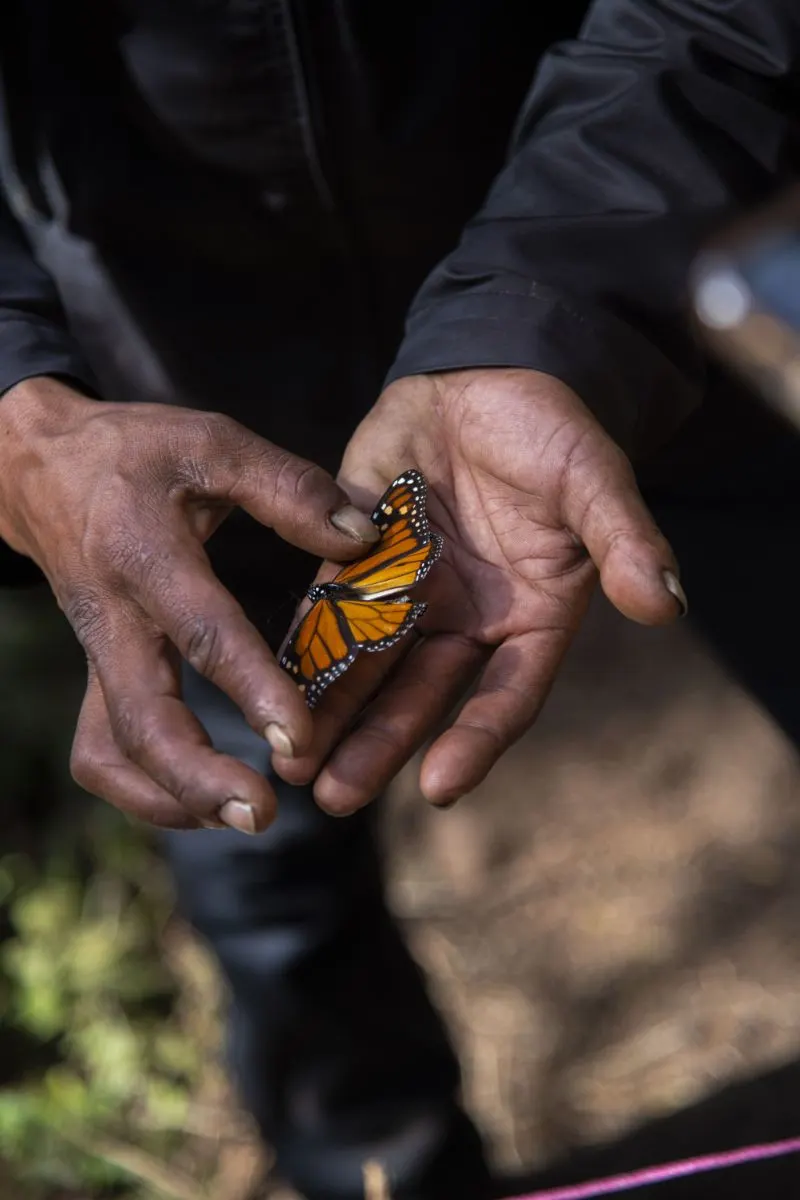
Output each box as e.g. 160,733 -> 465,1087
198,417 -> 379,559
561,434 -> 687,625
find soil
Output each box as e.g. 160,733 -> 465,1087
9,588 -> 800,1199
263,593 -> 800,1196
376,595 -> 800,1194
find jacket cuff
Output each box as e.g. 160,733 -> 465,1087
0,315 -> 99,400
386,284 -> 702,461
0,318 -> 100,586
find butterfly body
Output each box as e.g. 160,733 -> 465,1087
281,470 -> 442,708
307,579 -> 411,603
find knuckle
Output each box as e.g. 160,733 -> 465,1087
560,424 -> 600,481
563,436 -> 637,533
62,586 -> 107,648
164,775 -> 204,813
186,411 -> 242,467
603,442 -> 635,489
69,736 -> 108,799
103,532 -> 171,593
458,716 -> 507,754
69,741 -> 94,790
602,526 -> 656,565
174,613 -> 223,677
107,702 -> 186,798
109,695 -> 141,751
119,705 -> 168,764
197,410 -> 240,443
271,453 -> 329,513
181,412 -> 265,496
562,424 -> 628,489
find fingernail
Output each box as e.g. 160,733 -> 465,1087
265,722 -> 295,758
331,504 -> 380,543
663,569 -> 688,617
200,819 -> 226,829
218,799 -> 258,835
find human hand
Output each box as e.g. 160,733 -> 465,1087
0,377 -> 378,831
273,368 -> 685,811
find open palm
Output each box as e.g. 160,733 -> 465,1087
273,368 -> 684,811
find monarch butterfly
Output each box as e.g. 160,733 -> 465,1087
281,469 -> 443,708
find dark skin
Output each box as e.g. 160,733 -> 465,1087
272,368 -> 685,812
0,376 -> 379,833
0,369 -> 684,831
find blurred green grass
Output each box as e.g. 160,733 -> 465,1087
0,589 -> 240,1200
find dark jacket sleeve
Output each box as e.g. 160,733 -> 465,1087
388,0 -> 800,460
0,190 -> 99,583
0,191 -> 96,399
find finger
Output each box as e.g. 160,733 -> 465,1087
561,439 -> 687,624
272,632 -> 416,789
90,611 -> 279,832
309,634 -> 487,815
189,414 -> 380,556
119,539 -> 315,757
71,670 -> 203,830
418,623 -> 580,806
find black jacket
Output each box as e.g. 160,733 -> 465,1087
0,1 -> 798,584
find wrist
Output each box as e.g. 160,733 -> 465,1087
0,376 -> 97,554
1,374 -> 96,434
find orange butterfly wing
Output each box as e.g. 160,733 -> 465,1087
281,597 -> 425,708
283,596 -> 352,689
281,470 -> 442,707
333,470 -> 442,597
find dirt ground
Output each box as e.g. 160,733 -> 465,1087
268,593 -> 800,1197
10,586 -> 800,1200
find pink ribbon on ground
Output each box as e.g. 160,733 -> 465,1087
502,1134 -> 800,1200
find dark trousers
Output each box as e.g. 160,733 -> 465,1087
166,672 -> 489,1200
26,194 -> 800,1200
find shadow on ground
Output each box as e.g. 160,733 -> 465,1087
495,1055 -> 800,1198
385,594 -> 800,1195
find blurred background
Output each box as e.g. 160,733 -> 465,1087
2,573 -> 800,1200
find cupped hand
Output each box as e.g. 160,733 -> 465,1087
0,377 -> 378,831
273,368 -> 685,812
